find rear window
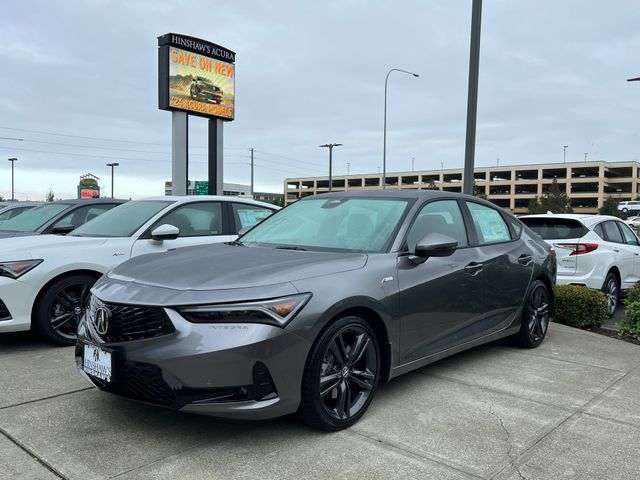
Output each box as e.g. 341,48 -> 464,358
520,218 -> 586,240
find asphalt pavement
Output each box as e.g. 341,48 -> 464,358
1,323 -> 640,480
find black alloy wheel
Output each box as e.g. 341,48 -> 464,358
34,274 -> 96,346
514,280 -> 550,348
300,316 -> 380,431
603,272 -> 619,317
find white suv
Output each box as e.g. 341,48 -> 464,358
520,214 -> 640,316
618,201 -> 640,214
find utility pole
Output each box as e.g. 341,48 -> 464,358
250,148 -> 255,197
584,152 -> 588,163
319,143 -> 342,192
106,163 -> 119,198
411,157 -> 415,172
347,162 -> 350,176
462,0 -> 483,195
8,158 -> 17,201
563,145 -> 568,163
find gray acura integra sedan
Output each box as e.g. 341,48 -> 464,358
76,190 -> 556,430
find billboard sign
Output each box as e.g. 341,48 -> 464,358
194,181 -> 209,195
158,33 -> 235,121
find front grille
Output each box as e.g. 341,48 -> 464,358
102,361 -> 177,406
88,297 -> 175,343
0,299 -> 10,320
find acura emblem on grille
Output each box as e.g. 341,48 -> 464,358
94,307 -> 110,335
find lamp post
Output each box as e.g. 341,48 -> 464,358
319,144 -> 342,192
627,77 -> 640,82
106,162 -> 119,198
8,158 -> 17,201
346,162 -> 350,176
563,145 -> 568,163
584,152 -> 588,163
383,68 -> 419,189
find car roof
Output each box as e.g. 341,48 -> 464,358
48,198 -> 127,205
143,195 -> 280,208
520,213 -> 621,227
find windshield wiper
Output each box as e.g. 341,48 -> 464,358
275,245 -> 307,251
228,240 -> 245,246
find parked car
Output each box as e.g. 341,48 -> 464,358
0,196 -> 277,345
625,216 -> 640,232
618,201 -> 640,215
76,191 -> 555,430
520,214 -> 640,316
0,201 -> 43,222
190,76 -> 223,104
0,198 -> 125,239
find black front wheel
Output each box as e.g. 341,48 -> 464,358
513,280 -> 550,348
602,272 -> 619,317
33,274 -> 96,346
299,316 -> 380,431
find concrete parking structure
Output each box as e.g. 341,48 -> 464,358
1,323 -> 639,479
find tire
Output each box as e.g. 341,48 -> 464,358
512,280 -> 551,348
33,274 -> 96,346
299,316 -> 380,431
602,272 -> 619,318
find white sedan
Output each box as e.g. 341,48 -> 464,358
520,214 -> 640,316
0,196 -> 278,345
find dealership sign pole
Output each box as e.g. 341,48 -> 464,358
158,33 -> 236,195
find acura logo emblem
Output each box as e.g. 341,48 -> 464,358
94,307 -> 109,335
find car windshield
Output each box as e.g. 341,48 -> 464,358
72,200 -> 173,238
240,197 -> 411,252
0,203 -> 71,232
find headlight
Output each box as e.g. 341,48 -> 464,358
178,293 -> 312,327
0,259 -> 43,279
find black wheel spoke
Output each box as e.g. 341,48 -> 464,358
351,334 -> 370,365
56,291 -> 74,309
320,373 -> 341,397
337,334 -> 349,363
350,369 -> 374,391
51,312 -> 74,329
335,381 -> 349,419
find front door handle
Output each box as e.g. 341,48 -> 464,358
613,248 -> 620,253
464,262 -> 484,275
518,254 -> 533,265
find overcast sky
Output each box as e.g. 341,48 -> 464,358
1,0 -> 639,200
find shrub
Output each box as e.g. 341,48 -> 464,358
617,300 -> 640,341
553,285 -> 608,329
625,282 -> 640,304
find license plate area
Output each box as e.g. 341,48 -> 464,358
83,344 -> 113,383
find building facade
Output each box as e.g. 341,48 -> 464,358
284,160 -> 640,214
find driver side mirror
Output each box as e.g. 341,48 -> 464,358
411,233 -> 458,264
151,224 -> 180,242
51,223 -> 75,235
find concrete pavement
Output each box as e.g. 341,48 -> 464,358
1,323 -> 639,480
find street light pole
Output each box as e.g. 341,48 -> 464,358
462,0 -> 483,195
584,152 -> 588,163
8,158 -> 17,201
106,162 -> 119,198
563,145 -> 568,163
319,143 -> 342,192
250,148 -> 255,197
347,162 -> 350,176
383,68 -> 419,189
627,77 -> 640,82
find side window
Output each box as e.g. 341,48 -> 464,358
618,222 -> 639,246
405,200 -> 468,252
152,202 -> 222,238
0,207 -> 30,221
593,223 -> 605,239
602,221 -> 623,244
54,204 -> 114,228
466,202 -> 512,245
231,203 -> 275,233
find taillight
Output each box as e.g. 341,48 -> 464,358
550,248 -> 557,257
556,243 -> 599,255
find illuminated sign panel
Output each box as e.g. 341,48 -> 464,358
158,33 -> 236,121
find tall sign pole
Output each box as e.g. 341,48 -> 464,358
462,0 -> 483,195
158,33 -> 235,197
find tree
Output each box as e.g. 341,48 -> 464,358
528,179 -> 572,214
473,181 -> 487,200
424,179 -> 438,190
599,196 -> 622,217
0,195 -> 4,202
46,189 -> 55,202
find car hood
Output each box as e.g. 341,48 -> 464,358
108,243 -> 368,291
0,234 -> 110,259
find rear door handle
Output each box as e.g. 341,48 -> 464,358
613,248 -> 620,253
518,254 -> 532,265
464,262 -> 484,275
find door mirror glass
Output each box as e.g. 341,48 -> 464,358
51,223 -> 75,234
414,233 -> 458,258
151,224 -> 180,241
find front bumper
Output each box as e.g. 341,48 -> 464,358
0,276 -> 38,333
75,308 -> 312,420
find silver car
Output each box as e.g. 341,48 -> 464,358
76,191 -> 556,430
